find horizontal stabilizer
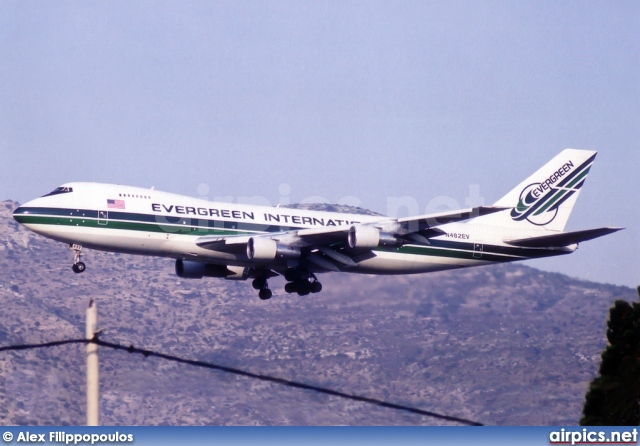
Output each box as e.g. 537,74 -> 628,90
504,227 -> 623,248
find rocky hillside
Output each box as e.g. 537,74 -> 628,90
0,200 -> 635,425
284,202 -> 383,215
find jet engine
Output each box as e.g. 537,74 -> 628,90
246,237 -> 300,260
348,225 -> 379,248
348,225 -> 402,249
175,259 -> 247,280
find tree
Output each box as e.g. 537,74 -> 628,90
581,287 -> 640,425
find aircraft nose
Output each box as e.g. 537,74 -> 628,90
13,205 -> 25,223
13,200 -> 35,224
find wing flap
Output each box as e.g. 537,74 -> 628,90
318,246 -> 358,267
195,235 -> 251,252
307,253 -> 341,272
504,227 -> 623,248
294,226 -> 352,245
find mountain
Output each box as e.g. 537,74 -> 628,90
283,202 -> 384,216
0,200 -> 635,425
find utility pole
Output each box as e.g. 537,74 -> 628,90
86,299 -> 99,426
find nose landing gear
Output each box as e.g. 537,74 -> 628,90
70,244 -> 86,274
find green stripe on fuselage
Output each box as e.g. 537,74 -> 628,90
15,208 -> 571,262
393,240 -> 568,262
14,207 -> 282,235
13,214 -> 254,237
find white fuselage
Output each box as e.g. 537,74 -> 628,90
13,182 -> 569,277
13,149 -> 618,299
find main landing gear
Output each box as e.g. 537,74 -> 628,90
252,278 -> 273,300
283,269 -> 322,296
251,269 -> 323,300
70,244 -> 86,274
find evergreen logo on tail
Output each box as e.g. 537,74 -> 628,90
510,153 -> 596,226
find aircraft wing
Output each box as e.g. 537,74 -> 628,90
286,205 -> 506,242
196,206 -> 510,254
504,227 -> 624,248
396,206 -> 508,231
195,227 -> 352,253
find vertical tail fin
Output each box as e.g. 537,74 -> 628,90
489,149 -> 597,232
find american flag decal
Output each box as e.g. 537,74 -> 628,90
107,199 -> 125,209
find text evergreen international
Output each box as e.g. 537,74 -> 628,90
151,203 -> 361,227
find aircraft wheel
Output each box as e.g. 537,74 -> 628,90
258,288 -> 272,300
296,280 -> 311,296
72,262 -> 86,274
252,278 -> 266,290
284,282 -> 297,294
310,281 -> 322,293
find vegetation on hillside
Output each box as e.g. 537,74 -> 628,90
581,287 -> 640,425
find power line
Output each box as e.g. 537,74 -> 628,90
0,337 -> 484,426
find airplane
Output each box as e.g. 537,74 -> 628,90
13,149 -> 622,300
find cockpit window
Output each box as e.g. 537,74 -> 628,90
42,186 -> 74,197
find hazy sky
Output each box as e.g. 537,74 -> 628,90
1,1 -> 638,287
